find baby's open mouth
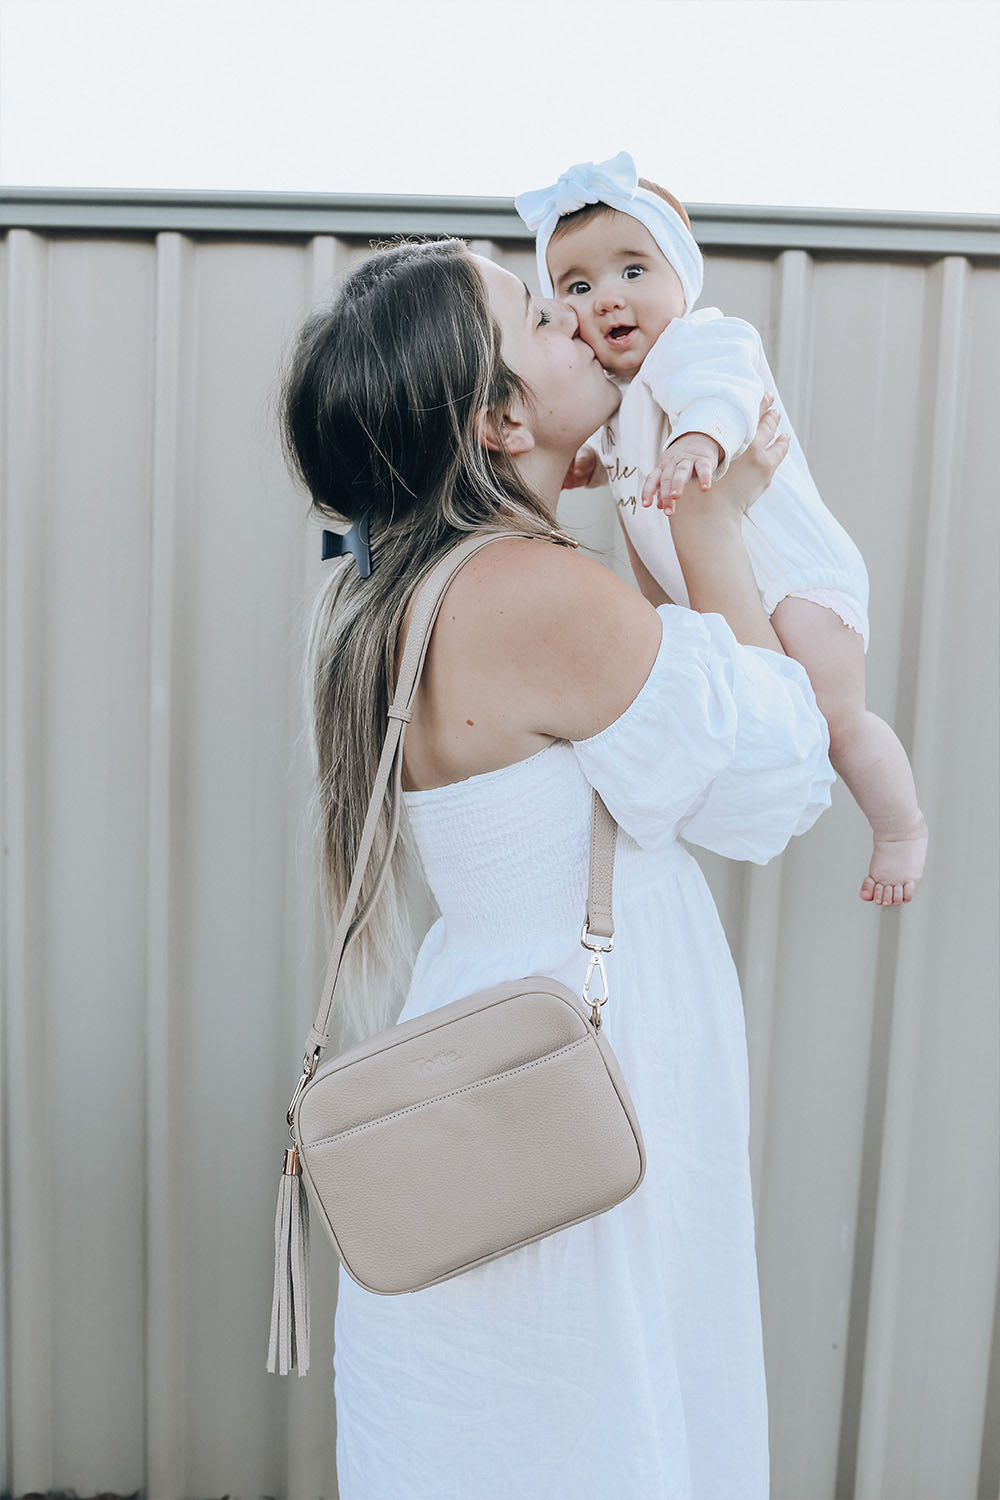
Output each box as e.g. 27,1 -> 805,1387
606,324 -> 637,346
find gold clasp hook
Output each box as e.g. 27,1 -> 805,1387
285,1048 -> 320,1135
580,919 -> 613,1029
582,948 -> 610,1029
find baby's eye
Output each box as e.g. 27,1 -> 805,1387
537,308 -> 551,327
622,265 -> 644,281
566,280 -> 590,297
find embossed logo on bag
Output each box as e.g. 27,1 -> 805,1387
415,1049 -> 461,1075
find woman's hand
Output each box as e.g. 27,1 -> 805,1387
670,396 -> 789,532
561,443 -> 600,491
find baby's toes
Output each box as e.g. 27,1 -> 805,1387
902,880 -> 916,902
860,877 -> 876,902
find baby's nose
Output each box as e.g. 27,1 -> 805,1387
593,284 -> 625,315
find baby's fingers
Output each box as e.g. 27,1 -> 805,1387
641,468 -> 662,507
694,458 -> 714,491
657,474 -> 675,515
666,458 -> 694,502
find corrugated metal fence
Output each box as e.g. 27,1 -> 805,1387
1,192 -> 998,1500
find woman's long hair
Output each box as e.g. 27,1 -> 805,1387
282,239 -> 557,1047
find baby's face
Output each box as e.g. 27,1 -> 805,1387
546,213 -> 686,378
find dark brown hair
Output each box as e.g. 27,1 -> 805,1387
281,239 -> 558,1045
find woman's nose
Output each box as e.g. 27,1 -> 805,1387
547,299 -> 579,336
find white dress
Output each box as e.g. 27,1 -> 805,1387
333,606 -> 835,1500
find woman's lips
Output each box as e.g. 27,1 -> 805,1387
605,324 -> 638,349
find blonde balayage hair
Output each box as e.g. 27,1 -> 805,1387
282,239 -> 558,1047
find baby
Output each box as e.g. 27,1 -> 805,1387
516,152 -> 927,906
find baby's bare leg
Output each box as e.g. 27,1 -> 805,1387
770,597 -> 927,906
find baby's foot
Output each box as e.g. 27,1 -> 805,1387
860,816 -> 928,906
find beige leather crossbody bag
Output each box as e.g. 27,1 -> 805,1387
267,532 -> 646,1376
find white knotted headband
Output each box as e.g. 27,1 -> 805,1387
514,150 -> 703,314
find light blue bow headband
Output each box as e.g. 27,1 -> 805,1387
515,150 -> 703,314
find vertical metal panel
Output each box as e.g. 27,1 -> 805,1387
145,229 -> 194,1500
0,219 -> 996,1500
853,256 -> 1000,1500
153,237 -> 342,1500
44,234 -> 154,1491
0,223 -> 6,1500
2,230 -> 56,1497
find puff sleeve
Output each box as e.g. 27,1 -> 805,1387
572,605 -> 834,862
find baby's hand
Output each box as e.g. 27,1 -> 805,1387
641,433 -> 723,512
562,443 -> 600,491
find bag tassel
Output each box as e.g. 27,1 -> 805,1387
267,1147 -> 310,1376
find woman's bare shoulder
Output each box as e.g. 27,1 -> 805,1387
446,535 -> 663,741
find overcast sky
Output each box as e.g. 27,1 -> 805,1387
2,0 -> 999,214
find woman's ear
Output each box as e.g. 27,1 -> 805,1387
477,410 -> 535,457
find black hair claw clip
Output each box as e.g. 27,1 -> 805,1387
321,515 -> 372,578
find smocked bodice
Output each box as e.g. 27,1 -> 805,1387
403,742 -> 592,948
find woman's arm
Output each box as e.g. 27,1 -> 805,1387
672,516 -> 781,651
669,401 -> 787,652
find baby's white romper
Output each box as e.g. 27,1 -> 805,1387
597,309 -> 871,646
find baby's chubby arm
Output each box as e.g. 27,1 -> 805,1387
640,312 -> 767,511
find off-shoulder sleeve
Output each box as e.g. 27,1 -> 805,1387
572,605 -> 834,862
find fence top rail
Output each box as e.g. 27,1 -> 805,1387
2,187 -> 999,257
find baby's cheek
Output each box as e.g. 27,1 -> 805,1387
576,323 -> 609,366
588,339 -> 616,374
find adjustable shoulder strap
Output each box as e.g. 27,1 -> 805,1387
300,530 -> 618,1063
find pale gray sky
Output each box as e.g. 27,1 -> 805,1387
2,0 -> 999,213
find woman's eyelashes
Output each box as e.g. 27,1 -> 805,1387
537,308 -> 551,327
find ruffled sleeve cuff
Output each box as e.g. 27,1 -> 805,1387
572,605 -> 834,862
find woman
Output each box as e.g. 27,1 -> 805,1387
282,240 -> 834,1500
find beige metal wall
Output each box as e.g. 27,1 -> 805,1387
1,211 -> 997,1500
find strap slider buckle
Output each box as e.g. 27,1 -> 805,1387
580,919 -> 614,954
